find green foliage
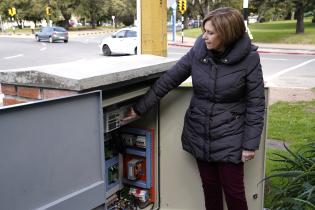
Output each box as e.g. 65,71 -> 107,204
183,18 -> 315,44
0,0 -> 135,29
264,143 -> 315,210
264,148 -> 288,208
267,100 -> 315,144
249,18 -> 315,44
103,0 -> 136,27
187,0 -> 242,19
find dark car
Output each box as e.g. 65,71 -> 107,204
35,26 -> 68,43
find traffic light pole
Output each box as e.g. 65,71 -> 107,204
181,16 -> 184,43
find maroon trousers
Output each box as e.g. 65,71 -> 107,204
197,160 -> 248,210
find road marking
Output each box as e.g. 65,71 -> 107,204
261,57 -> 288,61
168,52 -> 187,55
1,58 -> 87,71
266,58 -> 315,81
39,43 -> 46,51
3,54 -> 24,59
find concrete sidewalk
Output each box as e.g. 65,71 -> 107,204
167,33 -> 315,55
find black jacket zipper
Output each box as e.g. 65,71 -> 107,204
207,58 -> 218,161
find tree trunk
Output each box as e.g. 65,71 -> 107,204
203,0 -> 210,17
91,14 -> 96,29
295,2 -> 304,34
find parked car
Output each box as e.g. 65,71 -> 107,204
100,27 -> 137,56
35,26 -> 68,43
167,21 -> 182,32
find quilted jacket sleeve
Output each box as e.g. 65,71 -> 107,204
133,47 -> 194,116
243,51 -> 266,151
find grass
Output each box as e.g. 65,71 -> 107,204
264,100 -> 315,208
312,87 -> 315,93
183,18 -> 315,44
249,18 -> 315,44
267,100 -> 315,144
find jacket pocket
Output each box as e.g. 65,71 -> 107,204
209,111 -> 245,140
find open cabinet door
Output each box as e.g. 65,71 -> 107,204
159,87 -> 267,210
0,92 -> 105,210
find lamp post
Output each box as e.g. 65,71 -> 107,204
243,0 -> 253,39
171,2 -> 177,42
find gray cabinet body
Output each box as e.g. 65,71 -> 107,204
0,87 -> 267,210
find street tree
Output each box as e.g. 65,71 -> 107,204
188,0 -> 241,18
49,0 -> 80,29
0,0 -> 11,20
21,0 -> 45,27
252,0 -> 314,34
0,0 -> 22,28
75,0 -> 105,28
104,0 -> 136,27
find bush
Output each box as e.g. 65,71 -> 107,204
264,143 -> 315,210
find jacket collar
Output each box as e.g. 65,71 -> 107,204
195,33 -> 256,65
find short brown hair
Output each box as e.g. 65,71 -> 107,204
202,7 -> 245,47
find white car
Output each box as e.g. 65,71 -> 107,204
100,27 -> 138,56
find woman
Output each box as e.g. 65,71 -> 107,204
122,7 -> 265,210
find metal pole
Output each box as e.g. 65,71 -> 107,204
243,0 -> 253,39
171,2 -> 177,42
243,0 -> 249,24
181,16 -> 184,43
137,0 -> 141,54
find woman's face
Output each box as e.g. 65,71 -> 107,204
202,20 -> 224,52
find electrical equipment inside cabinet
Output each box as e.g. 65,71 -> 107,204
104,103 -> 156,210
127,159 -> 144,180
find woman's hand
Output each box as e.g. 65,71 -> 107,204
241,150 -> 255,162
121,107 -> 140,125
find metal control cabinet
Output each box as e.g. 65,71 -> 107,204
0,86 -> 268,210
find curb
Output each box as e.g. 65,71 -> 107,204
72,30 -> 117,36
168,42 -> 193,48
168,42 -> 315,55
0,30 -> 117,37
257,49 -> 315,55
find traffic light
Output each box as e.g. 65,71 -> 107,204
12,7 -> 16,16
8,7 -> 16,17
46,6 -> 51,16
178,0 -> 187,14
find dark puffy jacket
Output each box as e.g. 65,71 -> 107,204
134,34 -> 265,164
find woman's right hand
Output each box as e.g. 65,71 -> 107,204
121,107 -> 140,125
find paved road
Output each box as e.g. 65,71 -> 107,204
1,36 -> 315,89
